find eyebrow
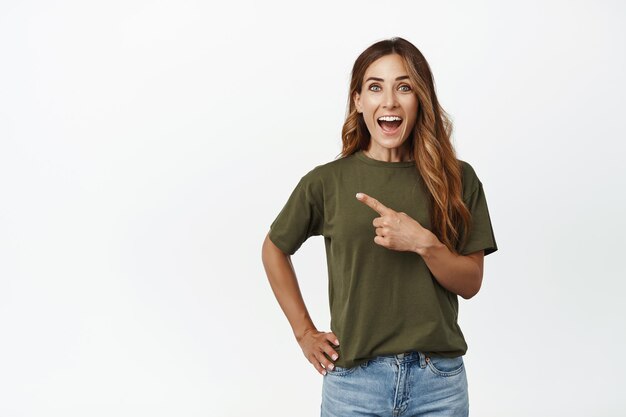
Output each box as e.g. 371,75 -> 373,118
365,75 -> 410,82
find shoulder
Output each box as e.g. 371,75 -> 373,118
292,154 -> 356,202
457,159 -> 483,197
299,153 -> 356,184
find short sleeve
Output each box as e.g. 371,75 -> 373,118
268,171 -> 324,255
457,163 -> 498,256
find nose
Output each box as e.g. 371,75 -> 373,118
382,88 -> 398,109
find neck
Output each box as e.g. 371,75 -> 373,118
364,144 -> 414,162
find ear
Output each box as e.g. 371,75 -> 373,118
353,91 -> 362,113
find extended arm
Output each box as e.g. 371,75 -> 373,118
355,192 -> 485,299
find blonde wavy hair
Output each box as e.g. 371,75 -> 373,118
340,37 -> 471,255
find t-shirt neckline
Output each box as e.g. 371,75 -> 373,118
354,150 -> 416,168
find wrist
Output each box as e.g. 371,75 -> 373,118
417,234 -> 445,259
295,326 -> 317,343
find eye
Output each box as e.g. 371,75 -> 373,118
399,84 -> 412,92
368,84 -> 381,92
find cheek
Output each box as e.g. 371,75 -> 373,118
363,117 -> 378,132
403,100 -> 419,126
402,96 -> 418,110
361,99 -> 375,114
361,103 -> 378,123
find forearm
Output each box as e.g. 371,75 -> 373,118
418,237 -> 481,299
261,235 -> 317,341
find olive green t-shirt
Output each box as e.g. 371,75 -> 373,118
268,150 -> 498,368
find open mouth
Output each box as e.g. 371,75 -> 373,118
377,115 -> 403,134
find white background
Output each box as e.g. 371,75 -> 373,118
1,0 -> 625,416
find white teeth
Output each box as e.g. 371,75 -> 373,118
378,116 -> 402,122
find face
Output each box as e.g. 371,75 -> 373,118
353,53 -> 418,153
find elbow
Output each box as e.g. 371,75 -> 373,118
461,274 -> 483,300
462,288 -> 479,300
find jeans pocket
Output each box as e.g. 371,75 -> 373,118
326,363 -> 357,376
425,355 -> 465,377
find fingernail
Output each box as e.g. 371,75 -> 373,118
356,193 -> 363,199
332,354 -> 338,360
335,339 -> 340,345
322,370 -> 327,375
328,363 -> 334,370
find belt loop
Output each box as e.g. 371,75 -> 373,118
418,351 -> 427,368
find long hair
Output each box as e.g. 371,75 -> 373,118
340,37 -> 471,255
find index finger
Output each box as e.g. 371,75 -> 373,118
355,192 -> 393,216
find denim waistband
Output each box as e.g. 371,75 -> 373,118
369,351 -> 426,365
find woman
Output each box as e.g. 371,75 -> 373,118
261,37 -> 498,417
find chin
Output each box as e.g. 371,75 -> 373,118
372,137 -> 409,150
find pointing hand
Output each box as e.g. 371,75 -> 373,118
355,192 -> 436,255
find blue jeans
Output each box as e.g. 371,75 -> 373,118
321,351 -> 469,417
